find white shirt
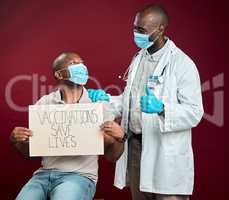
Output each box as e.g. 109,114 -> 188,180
129,40 -> 169,133
34,87 -> 114,184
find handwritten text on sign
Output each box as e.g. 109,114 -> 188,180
29,103 -> 104,156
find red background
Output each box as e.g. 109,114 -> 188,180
0,0 -> 227,199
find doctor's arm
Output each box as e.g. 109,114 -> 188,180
109,95 -> 123,118
159,59 -> 204,133
87,89 -> 124,118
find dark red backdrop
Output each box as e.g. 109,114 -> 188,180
0,0 -> 227,199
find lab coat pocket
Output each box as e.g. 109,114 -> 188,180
142,113 -> 159,130
149,82 -> 164,99
161,130 -> 190,156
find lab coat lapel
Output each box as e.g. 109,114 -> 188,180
129,51 -> 143,88
153,40 -> 174,77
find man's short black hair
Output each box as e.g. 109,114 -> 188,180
139,4 -> 169,27
52,52 -> 78,71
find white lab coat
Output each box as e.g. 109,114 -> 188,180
110,39 -> 204,195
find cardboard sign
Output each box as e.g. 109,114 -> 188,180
29,103 -> 104,156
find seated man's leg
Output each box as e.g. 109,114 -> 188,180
16,172 -> 49,200
50,172 -> 96,200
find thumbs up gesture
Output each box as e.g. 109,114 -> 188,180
140,85 -> 164,114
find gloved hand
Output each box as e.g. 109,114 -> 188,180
140,85 -> 164,114
87,89 -> 110,102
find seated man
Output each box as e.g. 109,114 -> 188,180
10,52 -> 125,200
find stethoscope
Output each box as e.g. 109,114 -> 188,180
118,52 -> 141,82
118,59 -> 167,84
118,66 -> 131,81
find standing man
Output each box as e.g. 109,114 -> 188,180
88,4 -> 204,200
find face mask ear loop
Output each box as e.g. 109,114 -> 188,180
148,27 -> 160,42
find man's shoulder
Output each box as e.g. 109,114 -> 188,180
131,49 -> 144,61
169,40 -> 200,80
35,90 -> 60,105
170,40 -> 196,67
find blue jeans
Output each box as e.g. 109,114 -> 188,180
16,170 -> 96,200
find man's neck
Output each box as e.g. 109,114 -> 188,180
60,85 -> 83,104
147,36 -> 166,55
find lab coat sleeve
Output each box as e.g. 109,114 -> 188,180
159,58 -> 204,133
109,94 -> 123,118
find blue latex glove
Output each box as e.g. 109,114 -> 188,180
87,89 -> 110,102
140,85 -> 164,114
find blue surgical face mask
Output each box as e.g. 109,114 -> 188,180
67,63 -> 89,85
134,31 -> 158,49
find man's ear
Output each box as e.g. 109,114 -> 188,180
54,71 -> 63,80
159,24 -> 165,35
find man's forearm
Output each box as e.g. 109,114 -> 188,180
105,140 -> 124,162
10,134 -> 30,158
14,142 -> 30,158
